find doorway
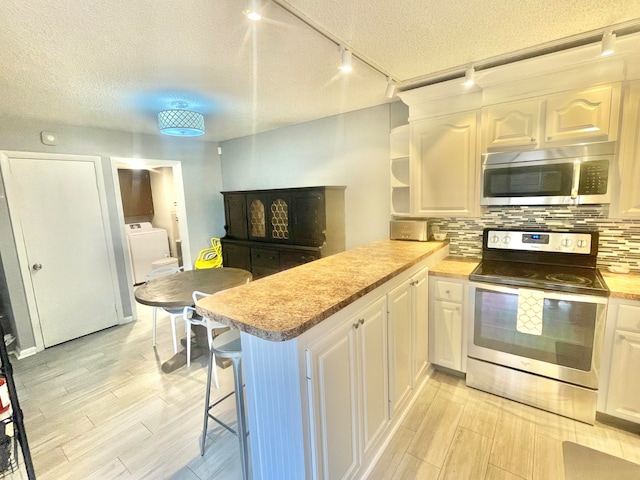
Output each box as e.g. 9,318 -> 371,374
110,157 -> 192,316
0,152 -> 123,349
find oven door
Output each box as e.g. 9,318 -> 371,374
468,282 -> 608,389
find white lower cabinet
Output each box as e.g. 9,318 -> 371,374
387,267 -> 428,416
429,277 -> 468,372
602,301 -> 640,424
306,297 -> 388,480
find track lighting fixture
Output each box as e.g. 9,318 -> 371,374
244,0 -> 262,21
464,66 -> 475,86
339,47 -> 353,73
601,30 -> 616,56
385,77 -> 397,99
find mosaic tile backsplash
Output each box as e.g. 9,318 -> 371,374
429,205 -> 640,272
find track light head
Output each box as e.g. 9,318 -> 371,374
339,47 -> 353,72
601,30 -> 616,56
464,67 -> 475,86
244,0 -> 262,21
385,77 -> 397,99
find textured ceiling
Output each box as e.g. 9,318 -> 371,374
1,1 -> 640,142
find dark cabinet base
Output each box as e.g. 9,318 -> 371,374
221,239 -> 320,279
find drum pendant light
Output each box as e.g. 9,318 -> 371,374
158,102 -> 205,137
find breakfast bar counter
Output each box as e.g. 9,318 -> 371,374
196,238 -> 449,480
197,239 -> 448,341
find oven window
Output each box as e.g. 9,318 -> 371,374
483,163 -> 574,197
473,289 -> 596,371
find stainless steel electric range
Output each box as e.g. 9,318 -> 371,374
466,228 -> 610,424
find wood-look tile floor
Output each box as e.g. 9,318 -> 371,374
370,369 -> 640,480
6,305 -> 640,479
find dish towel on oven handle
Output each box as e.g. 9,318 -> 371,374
516,288 -> 545,336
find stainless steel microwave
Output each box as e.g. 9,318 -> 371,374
480,142 -> 615,206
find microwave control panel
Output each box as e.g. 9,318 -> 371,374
486,230 -> 593,254
578,160 -> 609,195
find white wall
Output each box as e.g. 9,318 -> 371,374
220,104 -> 397,249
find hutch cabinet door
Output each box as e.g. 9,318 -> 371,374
246,192 -> 268,242
265,191 -> 292,243
291,188 -> 326,246
223,192 -> 248,240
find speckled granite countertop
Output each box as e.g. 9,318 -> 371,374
429,256 -> 479,279
196,239 -> 448,341
601,271 -> 640,301
428,256 -> 640,301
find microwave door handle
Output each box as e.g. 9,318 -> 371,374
571,161 -> 581,199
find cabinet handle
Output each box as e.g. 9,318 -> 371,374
530,137 -> 536,143
445,289 -> 450,294
619,334 -> 626,341
353,322 -> 360,329
359,318 -> 364,325
547,136 -> 552,141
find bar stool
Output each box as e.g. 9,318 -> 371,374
201,328 -> 250,480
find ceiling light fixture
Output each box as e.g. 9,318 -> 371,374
339,47 -> 353,72
385,77 -> 397,99
600,30 -> 616,56
464,67 -> 475,86
244,0 -> 262,21
158,101 -> 205,137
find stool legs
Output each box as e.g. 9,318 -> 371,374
232,355 -> 250,480
201,347 -> 215,456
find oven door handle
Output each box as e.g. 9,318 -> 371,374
571,160 -> 581,199
469,282 -> 608,305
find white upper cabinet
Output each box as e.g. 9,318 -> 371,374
545,84 -> 619,145
411,111 -> 479,217
483,99 -> 542,151
616,80 -> 640,218
481,84 -> 621,153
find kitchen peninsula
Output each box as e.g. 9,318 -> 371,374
197,239 -> 448,479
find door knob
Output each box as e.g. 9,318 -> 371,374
32,263 -> 43,271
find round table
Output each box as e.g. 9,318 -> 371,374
134,268 -> 252,372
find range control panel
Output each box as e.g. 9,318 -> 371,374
485,230 -> 593,254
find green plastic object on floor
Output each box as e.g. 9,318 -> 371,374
194,238 -> 223,269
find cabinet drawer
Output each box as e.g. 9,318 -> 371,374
617,304 -> 640,333
280,251 -> 320,270
434,280 -> 463,302
252,265 -> 279,279
251,248 -> 280,269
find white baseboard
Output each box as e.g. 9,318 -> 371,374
119,315 -> 133,325
14,346 -> 37,359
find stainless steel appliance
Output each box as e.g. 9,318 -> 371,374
390,219 -> 430,241
466,229 -> 609,424
480,142 -> 615,206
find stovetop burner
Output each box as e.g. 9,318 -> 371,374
469,228 -> 610,297
545,273 -> 591,285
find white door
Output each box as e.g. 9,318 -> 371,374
5,155 -> 119,347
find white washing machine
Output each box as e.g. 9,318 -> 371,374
125,223 -> 170,284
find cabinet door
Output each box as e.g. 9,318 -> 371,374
411,112 -> 478,217
266,192 -> 292,243
483,99 -> 541,151
221,242 -> 250,271
291,189 -> 326,246
412,269 -> 429,383
545,85 -> 615,144
307,322 -> 359,480
606,330 -> 640,424
617,81 -> 640,218
432,299 -> 462,371
118,169 -> 154,217
387,281 -> 412,416
223,193 -> 248,240
357,298 -> 389,455
246,193 -> 268,242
